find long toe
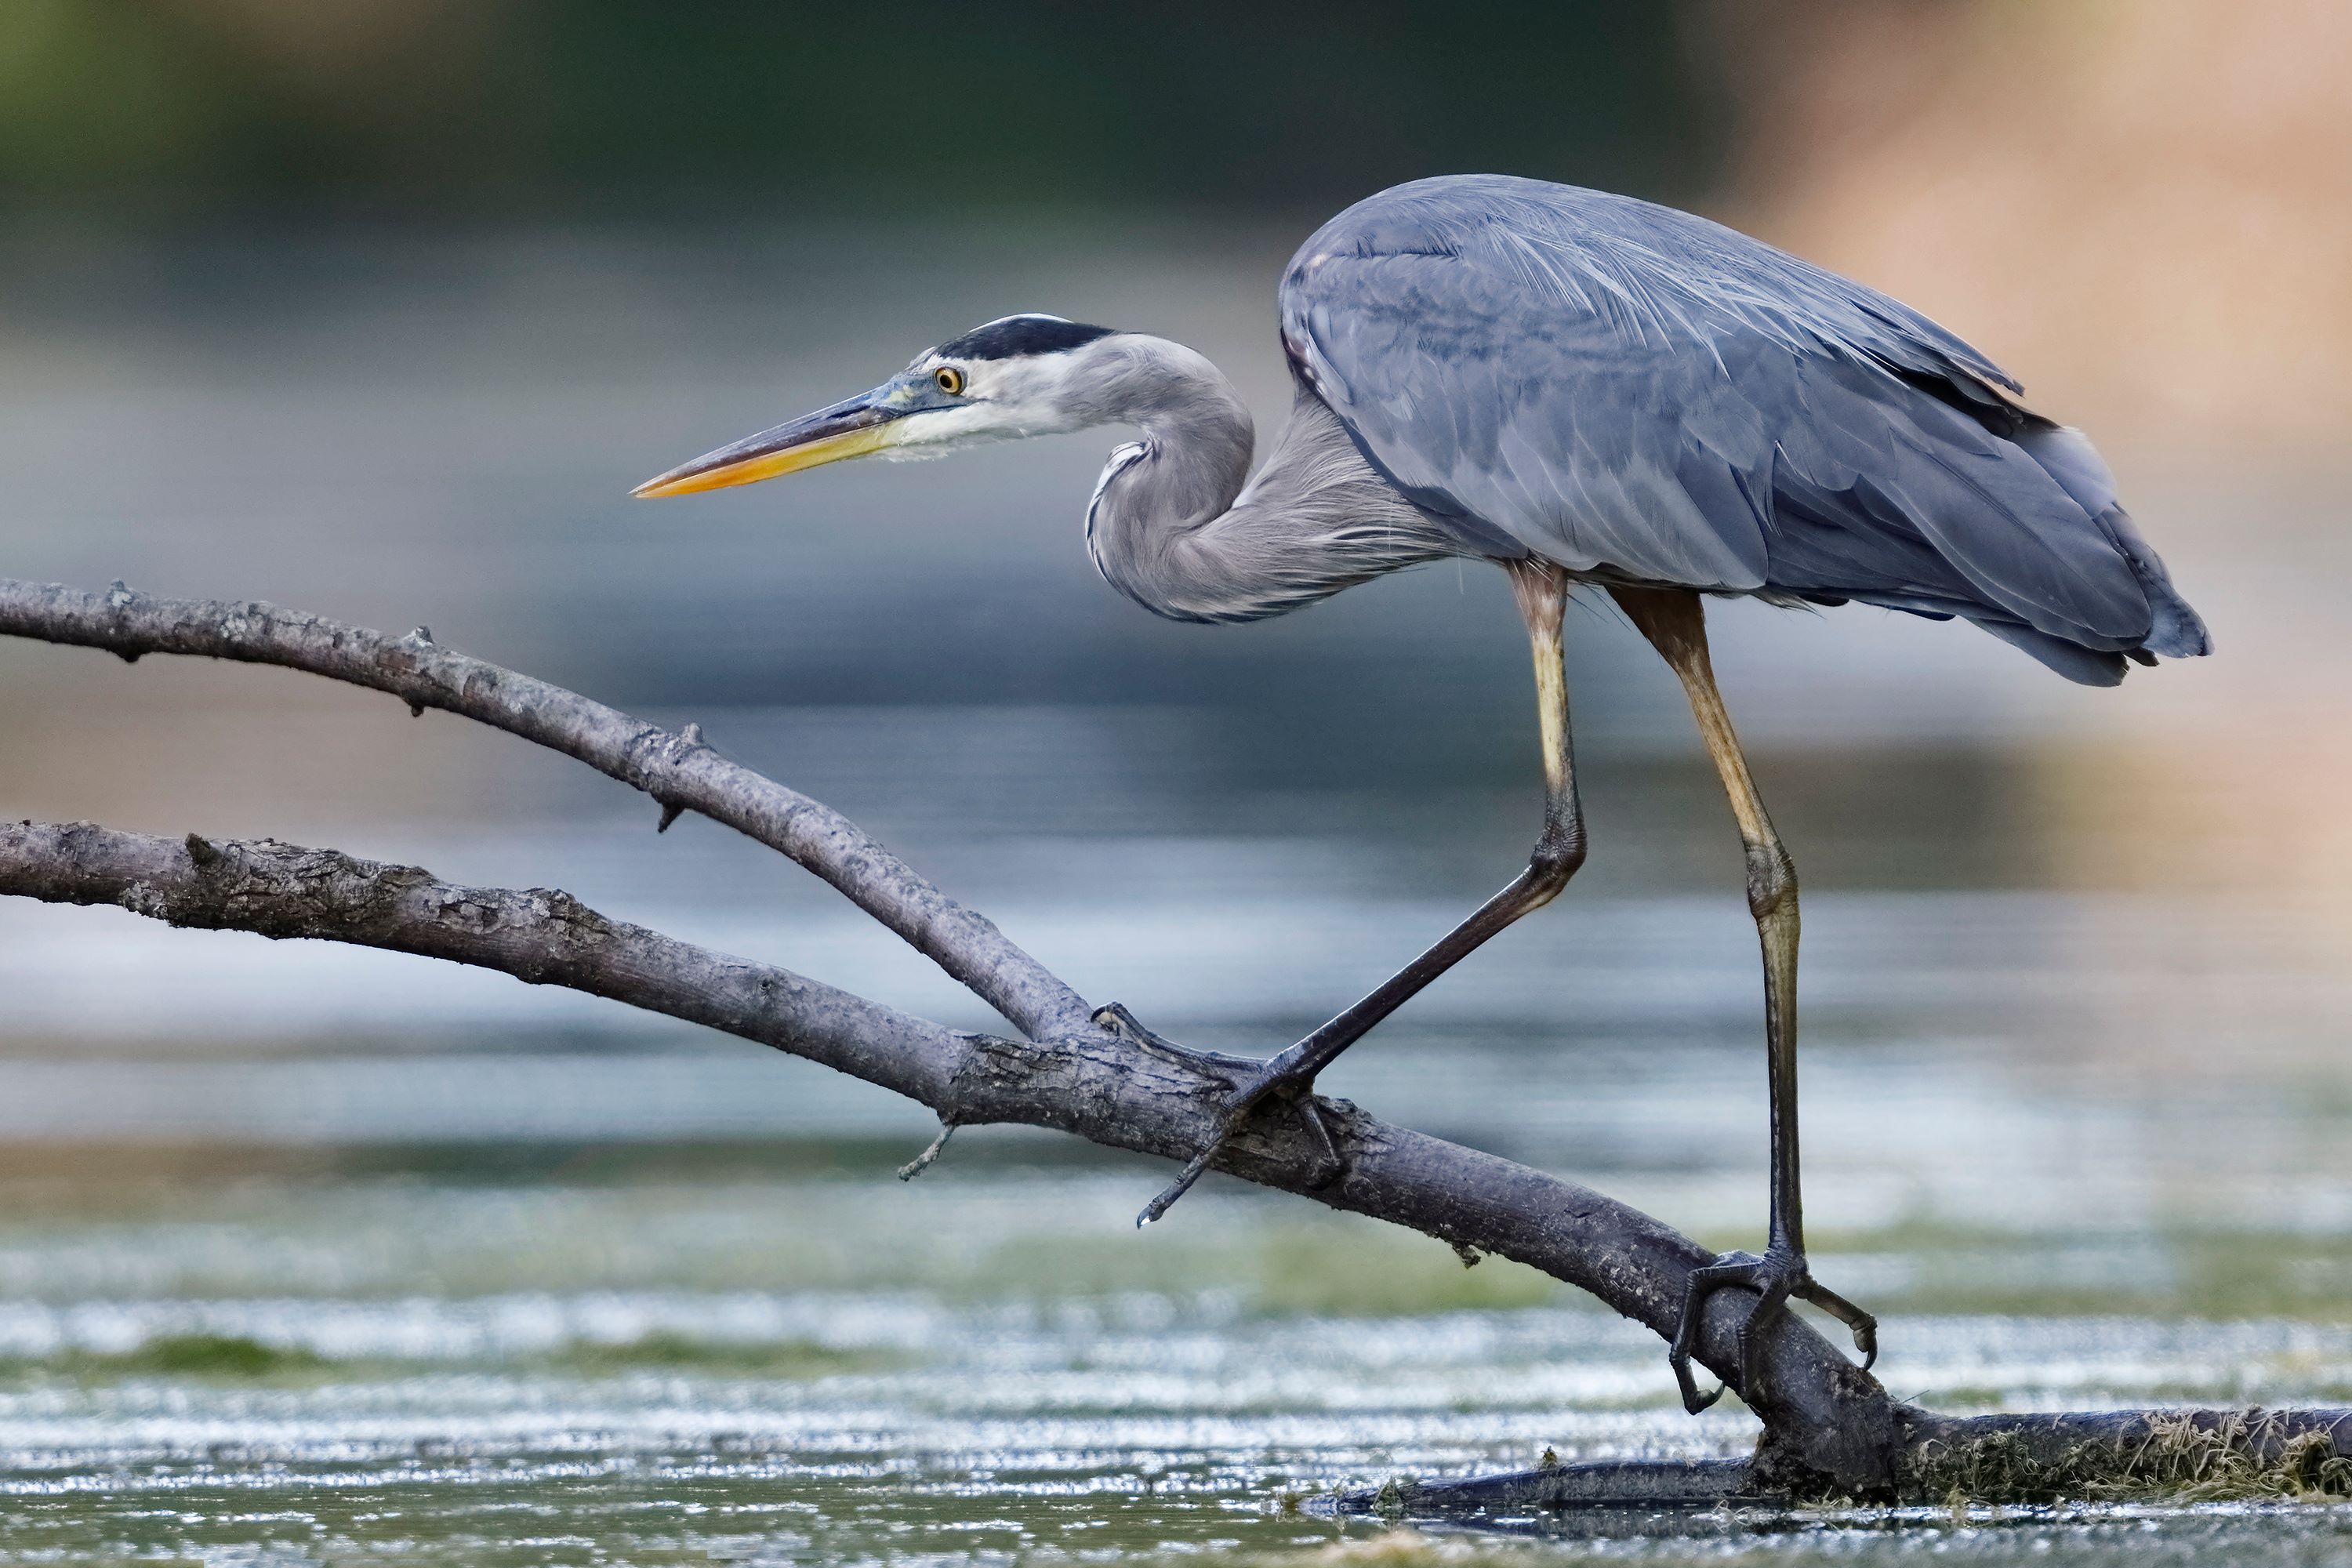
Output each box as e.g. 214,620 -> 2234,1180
1135,1054 -> 1322,1226
1136,1142 -> 1221,1227
1093,1002 -> 1194,1062
1669,1251 -> 1763,1413
1734,1269 -> 1799,1404
1797,1278 -> 1879,1371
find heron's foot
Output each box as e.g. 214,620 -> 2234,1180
1094,1014 -> 1339,1227
1134,1047 -> 1338,1225
1667,1247 -> 1878,1414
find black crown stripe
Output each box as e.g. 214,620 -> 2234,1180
934,317 -> 1116,361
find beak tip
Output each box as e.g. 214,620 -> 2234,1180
633,405 -> 894,503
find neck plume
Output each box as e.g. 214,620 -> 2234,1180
1082,338 -> 1457,623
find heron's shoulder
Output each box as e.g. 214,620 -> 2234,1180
1293,174 -> 1657,252
1283,175 -> 2018,396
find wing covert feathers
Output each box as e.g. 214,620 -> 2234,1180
1283,176 -> 2209,683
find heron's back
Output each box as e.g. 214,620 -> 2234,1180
1280,175 -> 2209,684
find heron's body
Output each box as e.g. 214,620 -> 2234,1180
1085,176 -> 2207,681
637,174 -> 2209,1409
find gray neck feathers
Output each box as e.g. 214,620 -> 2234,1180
1080,337 -> 1457,623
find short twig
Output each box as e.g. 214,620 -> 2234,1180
897,1120 -> 958,1180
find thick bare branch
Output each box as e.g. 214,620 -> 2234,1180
8,577 -> 2345,1508
0,816 -> 1901,1494
0,577 -> 1092,1041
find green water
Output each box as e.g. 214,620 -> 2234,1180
5,876 -> 2352,1566
2,1158 -> 2349,1566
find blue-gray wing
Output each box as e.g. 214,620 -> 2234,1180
1281,176 -> 2205,681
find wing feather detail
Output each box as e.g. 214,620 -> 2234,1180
1280,176 -> 2200,674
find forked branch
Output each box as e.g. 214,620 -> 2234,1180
0,577 -> 1090,1041
0,815 -> 1893,1492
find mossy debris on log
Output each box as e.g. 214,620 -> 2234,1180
1902,1408 -> 2352,1504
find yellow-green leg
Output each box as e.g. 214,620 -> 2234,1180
1611,586 -> 1877,1410
1125,560 -> 1588,1225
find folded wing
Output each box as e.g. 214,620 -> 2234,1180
1280,175 -> 2207,683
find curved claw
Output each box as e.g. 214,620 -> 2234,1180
1668,1250 -> 1762,1413
1668,1247 -> 1878,1412
1673,1359 -> 1726,1414
1798,1277 -> 1878,1372
1120,1034 -> 1345,1232
1138,1143 -> 1221,1226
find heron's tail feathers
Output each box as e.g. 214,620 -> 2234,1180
2013,425 -> 2211,663
2097,503 -> 2211,660
1965,618 -> 2127,686
1956,515 -> 2209,684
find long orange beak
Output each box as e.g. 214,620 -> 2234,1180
632,392 -> 903,499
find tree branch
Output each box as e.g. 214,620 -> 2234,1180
0,816 -> 1897,1492
5,577 -> 2347,1510
0,577 -> 1092,1042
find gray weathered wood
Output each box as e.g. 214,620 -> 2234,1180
0,817 -> 1896,1491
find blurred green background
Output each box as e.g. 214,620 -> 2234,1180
0,0 -> 1716,213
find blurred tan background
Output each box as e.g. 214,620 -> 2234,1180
1715,0 -> 2352,450
1707,0 -> 2352,896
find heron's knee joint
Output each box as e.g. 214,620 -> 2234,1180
1744,843 -> 1796,923
1529,829 -> 1588,894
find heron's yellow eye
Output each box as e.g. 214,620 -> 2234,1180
935,366 -> 965,395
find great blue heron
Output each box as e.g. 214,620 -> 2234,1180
634,174 -> 2210,1410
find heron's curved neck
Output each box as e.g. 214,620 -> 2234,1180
1084,342 -> 1452,624
1083,334 -> 1256,526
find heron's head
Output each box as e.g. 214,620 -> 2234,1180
632,314 -> 1131,499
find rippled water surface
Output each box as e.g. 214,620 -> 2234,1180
2,1170 -> 2350,1566
3,227 -> 2350,1563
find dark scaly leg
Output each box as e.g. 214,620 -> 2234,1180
1610,587 -> 1877,1412
1123,560 -> 1588,1225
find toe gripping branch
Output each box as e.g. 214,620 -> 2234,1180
1668,1247 -> 1879,1414
1093,1004 -> 1344,1226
